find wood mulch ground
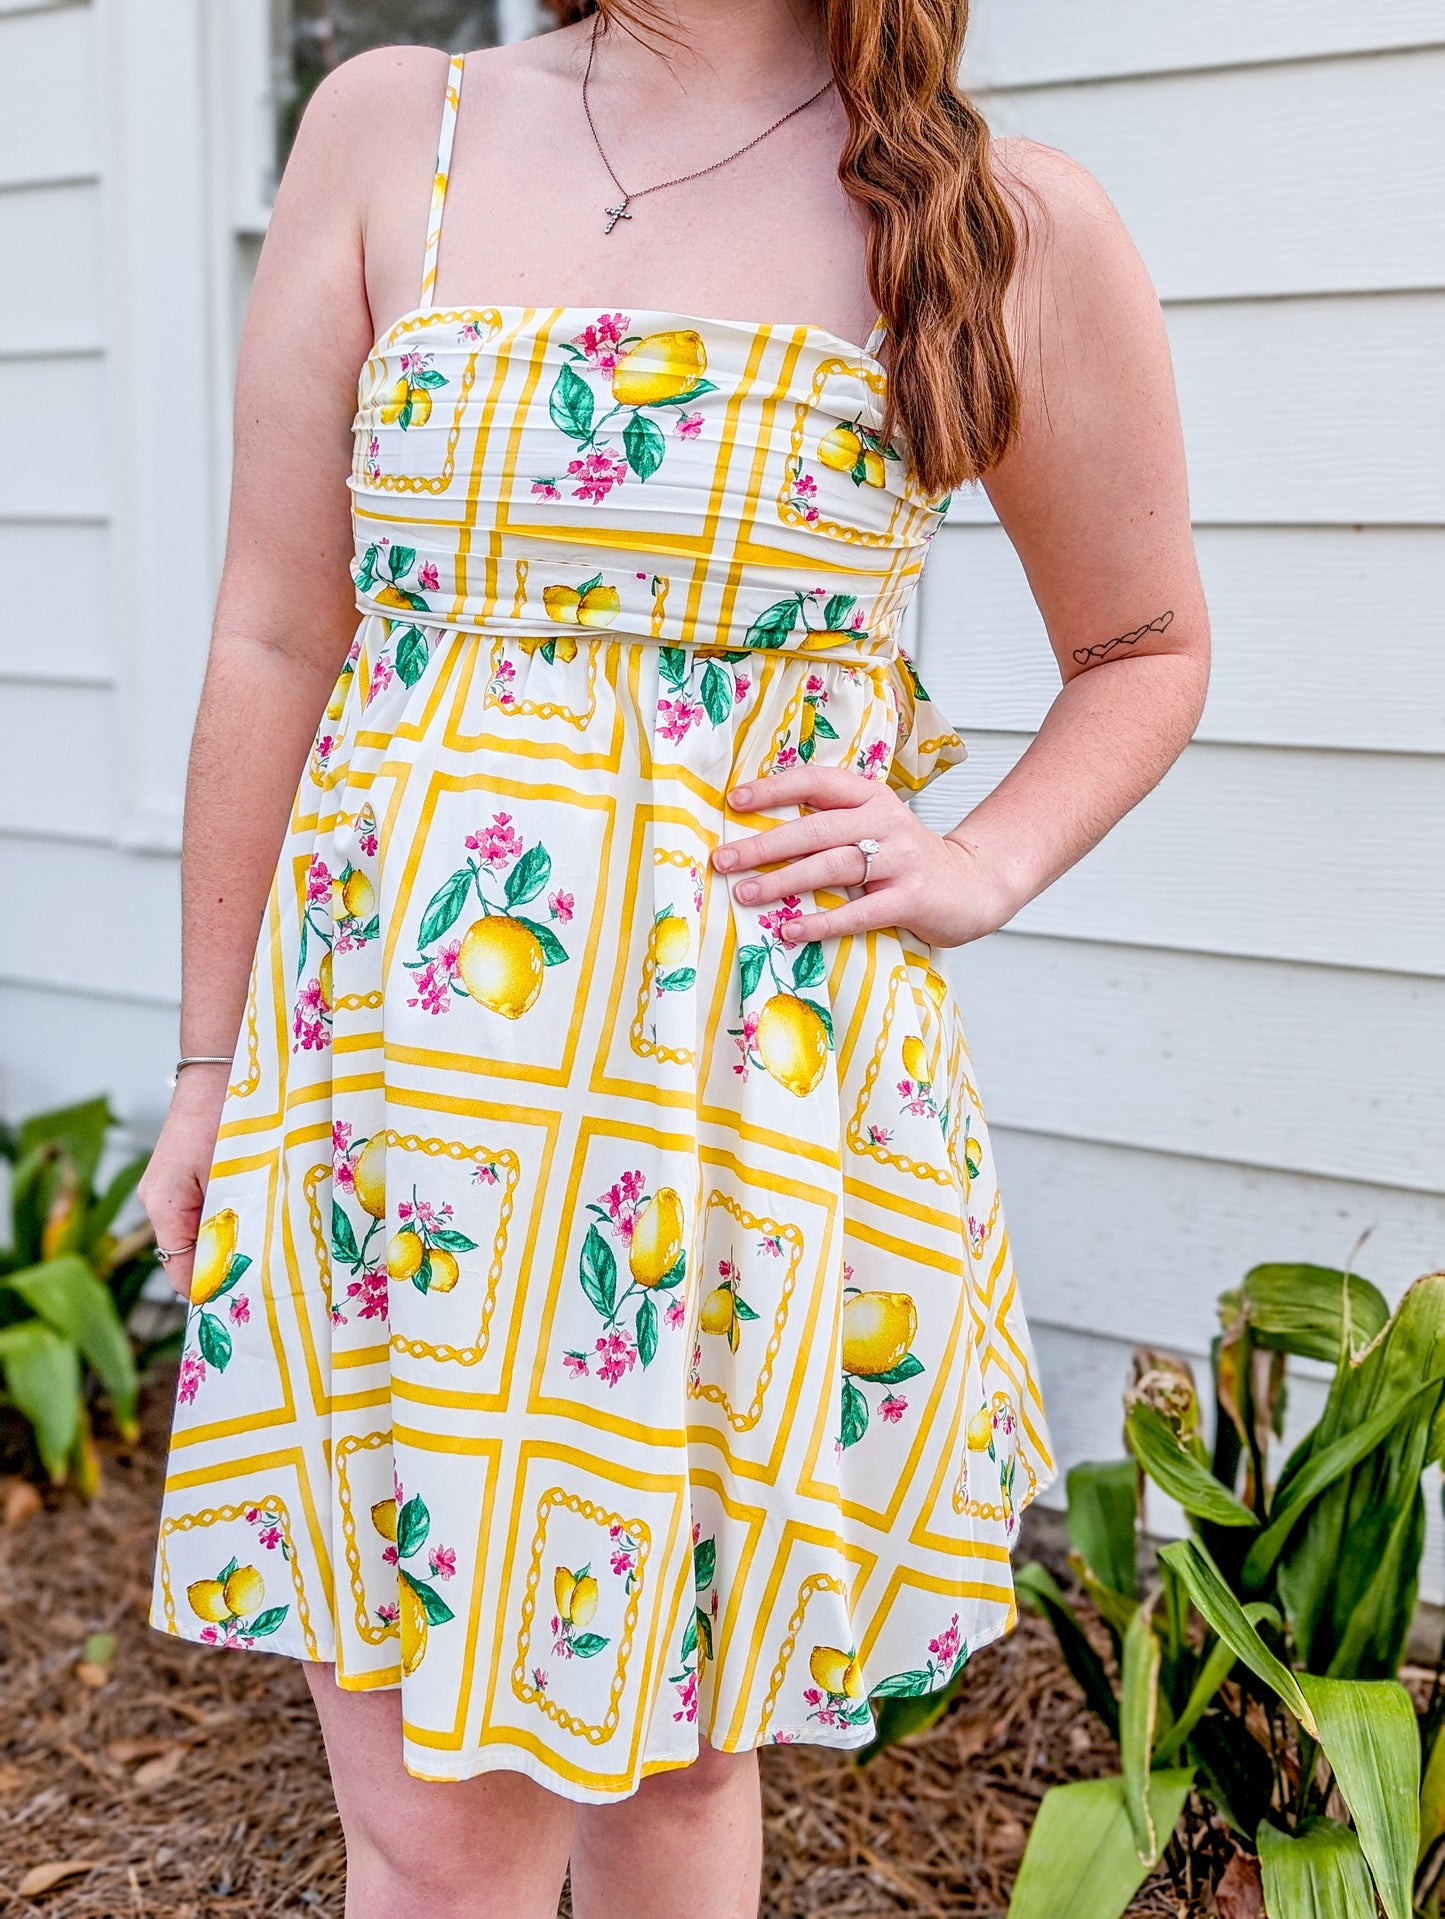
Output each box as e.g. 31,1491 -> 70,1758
0,1373 -> 1218,1917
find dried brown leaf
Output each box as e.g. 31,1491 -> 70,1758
133,1747 -> 184,1790
17,1860 -> 97,1897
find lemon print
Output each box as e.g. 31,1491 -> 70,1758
923,967 -> 948,1009
818,425 -> 863,471
611,329 -> 706,408
799,628 -> 860,653
543,585 -> 581,624
427,1248 -> 460,1293
352,1134 -> 386,1219
809,1645 -> 866,1699
371,1498 -> 398,1543
457,914 -> 545,1019
543,582 -> 621,628
400,1581 -> 428,1675
317,949 -> 334,1010
967,1405 -> 996,1452
223,1565 -> 265,1617
902,1035 -> 929,1085
325,673 -> 351,721
629,1188 -> 685,1288
755,994 -> 829,1098
187,1578 -> 231,1624
554,1566 -> 600,1627
190,1209 -> 238,1307
799,702 -> 817,747
387,1228 -> 424,1281
341,870 -> 375,920
373,582 -> 416,611
861,448 -> 887,487
650,913 -> 691,969
842,1290 -> 918,1379
407,385 -> 433,430
381,376 -> 410,426
700,1284 -> 740,1352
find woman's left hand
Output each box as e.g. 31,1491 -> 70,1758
711,767 -> 1019,950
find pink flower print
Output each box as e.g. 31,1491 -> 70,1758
366,434 -> 382,482
879,1394 -> 908,1423
666,1298 -> 687,1330
795,472 -> 818,499
803,1687 -> 823,1707
177,1353 -> 206,1404
843,1262 -> 855,1284
466,812 -> 525,871
868,1124 -> 893,1148
381,1544 -> 399,1566
563,1350 -> 589,1377
850,608 -> 866,630
199,1625 -> 219,1644
600,1170 -> 646,1234
330,1303 -> 346,1326
657,696 -> 704,743
929,1614 -> 962,1669
306,858 -> 333,904
474,1162 -> 499,1187
406,939 -> 461,1015
332,1120 -> 353,1173
772,1730 -> 798,1745
610,1548 -> 635,1578
758,897 -> 802,938
572,312 -> 630,370
417,561 -> 440,594
548,890 -> 575,922
245,1506 -> 260,1523
292,980 -> 329,1054
257,1524 -> 283,1551
733,674 -> 751,700
366,656 -> 395,703
345,1266 -> 389,1322
376,1601 -> 400,1626
532,1666 -> 549,1692
806,673 -> 825,694
759,1233 -> 783,1258
228,1294 -> 250,1326
774,744 -> 799,771
673,1670 -> 699,1722
595,1327 -> 639,1387
674,411 -> 704,439
732,1012 -> 759,1079
429,1546 -> 457,1581
531,478 -> 561,501
568,451 -> 629,503
859,738 -> 890,778
359,826 -> 379,857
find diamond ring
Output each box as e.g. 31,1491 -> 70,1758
155,1241 -> 197,1265
855,837 -> 882,886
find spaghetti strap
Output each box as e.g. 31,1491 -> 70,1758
419,52 -> 467,308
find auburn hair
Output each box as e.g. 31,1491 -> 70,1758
539,0 -> 1022,495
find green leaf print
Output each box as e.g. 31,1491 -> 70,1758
396,1495 -> 430,1559
577,572 -> 603,598
214,1252 -> 251,1299
869,1669 -> 934,1699
331,1203 -> 360,1268
430,1228 -> 479,1254
700,658 -> 734,725
623,411 -> 665,482
388,546 -> 418,582
412,368 -> 447,390
353,545 -> 380,594
810,711 -> 839,741
636,1295 -> 659,1368
247,1606 -> 290,1638
570,1631 -> 610,1659
401,1568 -> 455,1625
658,647 -> 689,690
791,941 -> 826,991
681,1611 -> 698,1661
418,868 -> 474,949
509,914 -> 569,966
659,1250 -> 687,1289
219,1557 -> 239,1584
696,1608 -> 714,1661
693,1537 -> 717,1588
869,1353 -> 925,1386
902,656 -> 930,701
414,1249 -> 433,1293
800,997 -> 835,1047
733,1296 -> 761,1322
505,843 -> 552,909
823,593 -> 857,630
580,1223 -> 617,1318
737,943 -> 768,1004
197,1312 -> 232,1373
549,364 -> 595,442
394,627 -> 430,686
745,598 -> 801,650
663,377 -> 717,406
655,968 -> 697,994
840,1375 -> 869,1449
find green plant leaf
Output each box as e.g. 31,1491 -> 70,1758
417,867 -> 475,949
0,1319 -> 81,1479
1256,1817 -> 1378,1919
1066,1459 -> 1138,1599
859,1669 -> 966,1760
1120,1597 -> 1162,1862
505,843 -> 552,909
196,1311 -> 232,1372
1297,1673 -> 1419,1919
7,1254 -> 138,1435
548,363 -> 595,441
1152,1609 -> 1272,1766
1243,1263 -> 1390,1363
1006,1772 -> 1194,1919
1188,1709 -> 1276,1837
1126,1403 -> 1259,1528
579,1224 -> 617,1318
82,1151 -> 149,1255
623,410 -> 665,481
18,1096 -> 112,1193
1157,1539 -> 1315,1732
1014,1562 -> 1120,1739
396,1496 -> 430,1560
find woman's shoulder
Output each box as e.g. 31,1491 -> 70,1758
991,136 -> 1151,306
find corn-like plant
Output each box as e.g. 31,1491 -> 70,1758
999,1263 -> 1445,1919
0,1096 -> 156,1487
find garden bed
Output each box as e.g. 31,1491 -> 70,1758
0,1376 -> 1199,1918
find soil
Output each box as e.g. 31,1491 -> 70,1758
0,1373 -> 1213,1917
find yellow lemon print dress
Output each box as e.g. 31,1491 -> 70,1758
151,55 -> 1054,1799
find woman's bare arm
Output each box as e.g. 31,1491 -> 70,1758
713,142 -> 1209,945
141,53 -> 442,1290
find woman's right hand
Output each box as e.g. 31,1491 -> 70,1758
137,1068 -> 231,1300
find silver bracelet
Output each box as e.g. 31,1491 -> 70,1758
174,1055 -> 233,1074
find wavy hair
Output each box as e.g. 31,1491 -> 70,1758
540,0 -> 1022,494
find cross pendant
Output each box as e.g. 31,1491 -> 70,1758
603,198 -> 632,234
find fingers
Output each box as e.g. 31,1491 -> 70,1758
728,767 -> 876,814
730,844 -> 869,907
715,809 -> 863,876
138,1179 -> 204,1302
776,895 -> 893,944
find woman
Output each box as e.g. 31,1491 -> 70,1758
140,0 -> 1207,1911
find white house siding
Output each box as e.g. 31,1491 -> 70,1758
909,2 -> 1445,1564
2,1 -> 1443,1557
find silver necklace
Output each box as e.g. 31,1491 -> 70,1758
581,15 -> 834,235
